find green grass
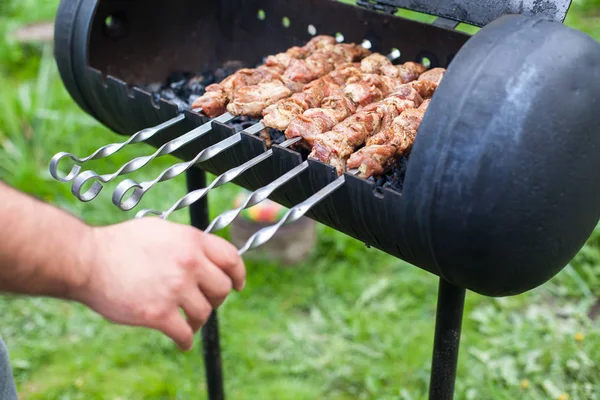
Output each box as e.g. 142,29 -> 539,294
1,1 -> 599,399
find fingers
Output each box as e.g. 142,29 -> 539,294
154,310 -> 195,351
196,262 -> 234,308
199,233 -> 247,291
179,286 -> 213,333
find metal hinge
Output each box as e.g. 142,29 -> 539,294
356,0 -> 399,15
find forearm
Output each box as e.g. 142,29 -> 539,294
0,182 -> 92,299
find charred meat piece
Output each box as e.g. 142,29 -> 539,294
262,53 -> 405,131
265,35 -> 337,70
195,67 -> 280,117
227,44 -> 371,117
192,36 -> 336,117
417,67 -> 446,85
283,43 -> 371,83
347,99 -> 431,178
288,68 -> 430,150
309,73 -> 442,175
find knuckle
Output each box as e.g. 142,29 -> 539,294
139,305 -> 167,322
176,251 -> 199,272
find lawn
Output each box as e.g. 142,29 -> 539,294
1,1 -> 599,399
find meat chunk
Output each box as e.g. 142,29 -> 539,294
347,99 -> 432,177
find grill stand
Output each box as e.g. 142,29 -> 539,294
186,168 -> 225,400
429,279 -> 466,400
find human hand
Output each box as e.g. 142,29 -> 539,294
71,218 -> 245,351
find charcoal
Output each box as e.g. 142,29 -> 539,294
372,156 -> 408,194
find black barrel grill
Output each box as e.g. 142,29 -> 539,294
51,0 -> 600,398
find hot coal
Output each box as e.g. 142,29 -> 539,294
143,66 -> 407,193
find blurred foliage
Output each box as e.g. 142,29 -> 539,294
0,0 -> 599,399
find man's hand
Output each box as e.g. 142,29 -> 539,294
72,218 -> 246,351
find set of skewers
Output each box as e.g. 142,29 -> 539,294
49,34 -> 445,255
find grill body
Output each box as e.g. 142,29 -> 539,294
54,0 -> 600,298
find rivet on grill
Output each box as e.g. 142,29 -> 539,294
335,32 -> 345,42
282,17 -> 291,28
361,39 -> 372,49
257,9 -> 266,20
307,24 -> 317,36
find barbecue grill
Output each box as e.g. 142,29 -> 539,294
49,0 -> 600,398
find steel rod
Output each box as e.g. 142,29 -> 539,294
135,137 -> 302,219
428,279 -> 466,400
112,122 -> 265,211
70,112 -> 234,202
186,167 -> 225,400
237,172 -> 354,255
49,113 -> 187,183
204,160 -> 309,233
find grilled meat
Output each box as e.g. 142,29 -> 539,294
191,35 -> 336,117
265,35 -> 337,71
309,75 -> 441,175
262,57 -> 420,132
347,99 -> 431,178
227,43 -> 371,117
283,62 -> 427,148
417,67 -> 446,85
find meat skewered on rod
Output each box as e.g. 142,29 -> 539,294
347,99 -> 431,178
110,51 -> 400,210
261,54 -> 424,131
69,40 -> 374,202
309,68 -> 445,174
132,66 -> 438,218
50,36 -> 336,184
236,93 -> 437,256
224,43 -> 372,116
282,62 -> 428,149
193,37 -> 367,118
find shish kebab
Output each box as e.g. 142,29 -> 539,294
70,39 -> 372,202
112,52 -> 416,210
236,97 -> 437,256
134,68 -> 441,219
310,68 -> 446,175
49,35 -> 336,183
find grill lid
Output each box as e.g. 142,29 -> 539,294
356,0 -> 572,27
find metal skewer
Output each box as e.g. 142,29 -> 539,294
70,111 -> 235,201
49,113 -> 189,182
237,170 -> 358,255
203,160 -> 310,233
135,137 -> 303,219
112,122 -> 266,210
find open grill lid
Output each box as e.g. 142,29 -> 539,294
357,0 -> 572,27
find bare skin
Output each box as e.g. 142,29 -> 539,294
0,182 -> 246,351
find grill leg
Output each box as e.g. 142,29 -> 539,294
186,167 -> 225,400
428,278 -> 465,400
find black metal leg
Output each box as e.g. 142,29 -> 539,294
187,167 -> 225,400
428,278 -> 466,400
